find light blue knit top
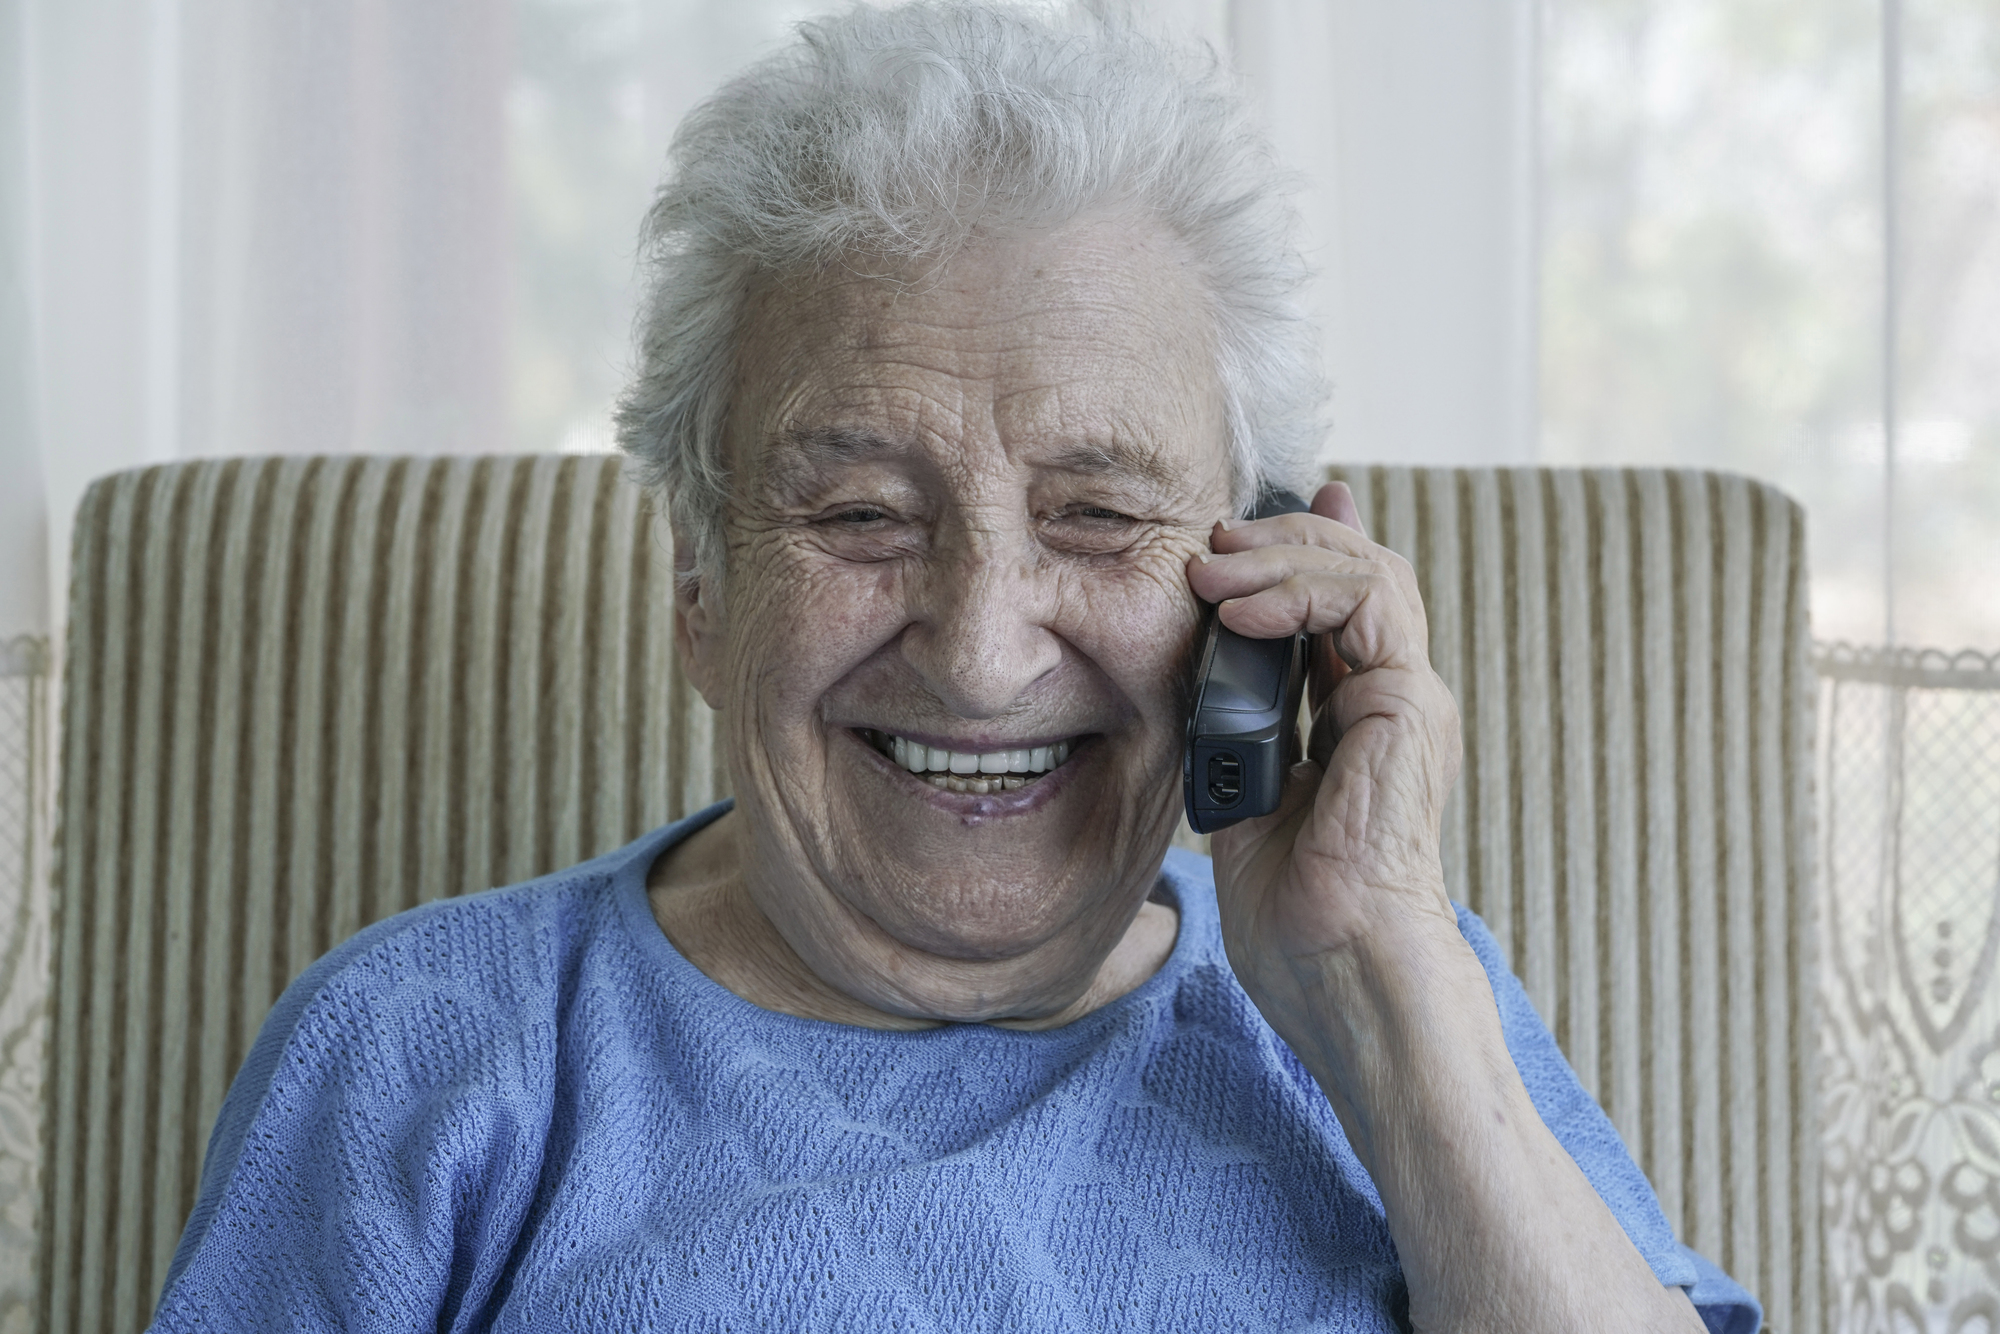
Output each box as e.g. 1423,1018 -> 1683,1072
153,801 -> 1758,1332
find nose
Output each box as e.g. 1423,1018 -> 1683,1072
900,522 -> 1063,720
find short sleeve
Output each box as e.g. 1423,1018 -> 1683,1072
1454,903 -> 1763,1334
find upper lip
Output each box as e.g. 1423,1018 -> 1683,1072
849,725 -> 1088,752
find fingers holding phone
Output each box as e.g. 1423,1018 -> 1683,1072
1184,479 -> 1462,966
1191,484 -> 1429,673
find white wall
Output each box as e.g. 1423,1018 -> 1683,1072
1140,0 -> 1545,470
1235,0 -> 1540,469
0,0 -> 47,637
19,0 -> 157,640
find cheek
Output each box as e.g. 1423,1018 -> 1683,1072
720,544 -> 907,717
1055,559 -> 1202,725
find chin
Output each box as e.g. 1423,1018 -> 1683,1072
742,721 -> 1180,958
839,847 -> 1110,962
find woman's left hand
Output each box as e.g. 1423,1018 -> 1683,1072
1184,482 -> 1707,1334
1186,480 -> 1464,1027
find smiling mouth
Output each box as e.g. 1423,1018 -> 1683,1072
858,729 -> 1076,795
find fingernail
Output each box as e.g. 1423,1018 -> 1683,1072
1195,552 -> 1211,564
1217,518 -> 1236,532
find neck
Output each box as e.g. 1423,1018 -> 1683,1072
646,810 -> 1178,1030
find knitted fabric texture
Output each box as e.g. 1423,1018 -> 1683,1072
153,802 -> 1759,1332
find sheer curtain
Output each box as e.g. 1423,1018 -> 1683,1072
1541,3 -> 2000,1328
1542,0 -> 2000,655
3,0 -> 1998,1326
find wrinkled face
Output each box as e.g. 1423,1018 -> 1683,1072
679,217 -> 1233,1010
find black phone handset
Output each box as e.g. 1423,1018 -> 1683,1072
1183,487 -> 1313,834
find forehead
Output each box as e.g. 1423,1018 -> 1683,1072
727,217 -> 1227,489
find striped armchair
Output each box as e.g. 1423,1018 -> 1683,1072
39,456 -> 1821,1332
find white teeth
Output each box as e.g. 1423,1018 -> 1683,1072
921,773 -> 1031,795
869,731 -> 1075,782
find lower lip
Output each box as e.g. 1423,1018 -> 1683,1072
847,730 -> 1092,822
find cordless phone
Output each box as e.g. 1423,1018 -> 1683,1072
1182,488 -> 1312,834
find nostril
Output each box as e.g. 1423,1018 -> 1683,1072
898,596 -> 1066,721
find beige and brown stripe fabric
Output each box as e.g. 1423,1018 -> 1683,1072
42,455 -> 723,1334
1326,464 -> 1820,1334
40,456 -> 1820,1333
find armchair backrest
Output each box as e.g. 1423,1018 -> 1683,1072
39,455 -> 1819,1333
1329,464 -> 1820,1334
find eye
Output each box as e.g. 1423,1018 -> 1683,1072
1061,505 -> 1138,523
828,506 -> 887,524
1041,502 -> 1150,556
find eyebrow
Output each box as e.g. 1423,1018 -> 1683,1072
761,424 -> 1183,496
759,424 -> 909,494
1042,440 -> 1184,494
776,423 -> 902,464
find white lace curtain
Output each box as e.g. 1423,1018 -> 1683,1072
0,636 -> 50,1330
1820,647 -> 2000,1331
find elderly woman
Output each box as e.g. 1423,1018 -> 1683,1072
153,5 -> 1756,1332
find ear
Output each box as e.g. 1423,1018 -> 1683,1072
671,520 -> 727,712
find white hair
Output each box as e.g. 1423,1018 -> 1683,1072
615,1 -> 1326,582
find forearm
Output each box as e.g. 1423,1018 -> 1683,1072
1266,922 -> 1703,1334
